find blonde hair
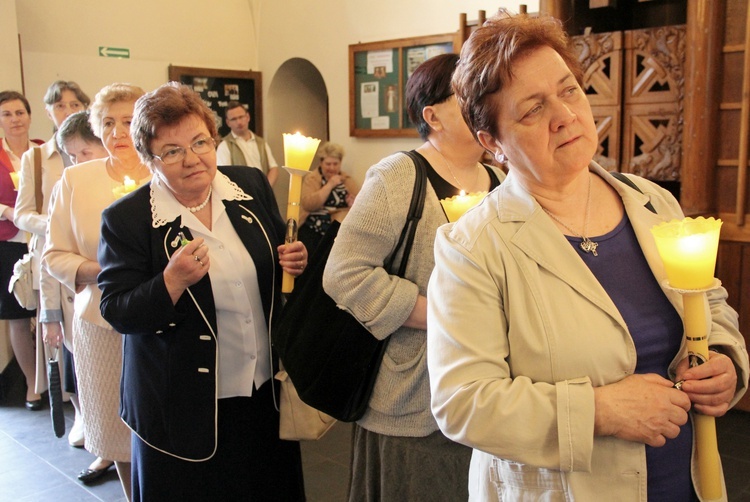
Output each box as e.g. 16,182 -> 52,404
317,142 -> 344,162
88,83 -> 146,136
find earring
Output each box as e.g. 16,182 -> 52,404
496,152 -> 507,164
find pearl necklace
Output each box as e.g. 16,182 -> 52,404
542,176 -> 598,256
431,143 -> 480,192
184,186 -> 212,213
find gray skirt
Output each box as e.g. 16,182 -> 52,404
348,424 -> 471,502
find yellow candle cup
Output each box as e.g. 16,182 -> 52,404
281,132 -> 321,293
440,191 -> 488,223
9,171 -> 19,190
283,132 -> 321,170
650,217 -> 722,290
112,175 -> 138,199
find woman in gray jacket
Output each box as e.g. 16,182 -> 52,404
323,53 -> 505,501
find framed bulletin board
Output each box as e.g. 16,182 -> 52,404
168,65 -> 263,138
349,34 -> 456,138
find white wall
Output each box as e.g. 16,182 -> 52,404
12,0 -> 537,179
15,0 -> 259,140
256,0 -> 537,183
1,0 -> 23,137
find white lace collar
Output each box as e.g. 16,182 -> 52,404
150,171 -> 253,228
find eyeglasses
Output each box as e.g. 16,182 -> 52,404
153,137 -> 216,165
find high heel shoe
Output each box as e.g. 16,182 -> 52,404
25,399 -> 43,411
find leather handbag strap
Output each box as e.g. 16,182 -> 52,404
610,171 -> 656,214
33,147 -> 42,214
385,150 -> 427,277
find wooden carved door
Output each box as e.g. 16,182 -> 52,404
573,26 -> 686,186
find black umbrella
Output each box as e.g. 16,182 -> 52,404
47,347 -> 65,438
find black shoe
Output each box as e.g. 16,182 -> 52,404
25,399 -> 43,411
78,462 -> 114,484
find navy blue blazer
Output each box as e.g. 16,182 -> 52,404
98,166 -> 286,461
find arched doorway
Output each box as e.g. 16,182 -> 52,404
266,58 -> 328,215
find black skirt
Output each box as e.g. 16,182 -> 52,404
0,241 -> 36,320
131,380 -> 305,501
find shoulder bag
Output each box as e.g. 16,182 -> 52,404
9,147 -> 42,310
273,150 -> 427,423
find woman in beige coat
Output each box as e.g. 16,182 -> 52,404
427,13 -> 749,501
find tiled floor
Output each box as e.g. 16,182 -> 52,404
2,358 -> 750,501
0,360 -> 350,502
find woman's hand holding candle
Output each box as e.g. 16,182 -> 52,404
674,352 -> 738,416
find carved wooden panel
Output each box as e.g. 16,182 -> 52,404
592,105 -> 620,171
574,31 -> 622,107
572,31 -> 622,170
621,103 -> 681,180
622,26 -> 685,180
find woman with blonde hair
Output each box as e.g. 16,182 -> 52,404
44,83 -> 151,500
299,141 -> 359,254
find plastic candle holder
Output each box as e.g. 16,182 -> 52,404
282,132 -> 321,293
650,216 -> 724,501
440,191 -> 488,223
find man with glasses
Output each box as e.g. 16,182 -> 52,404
216,101 -> 279,186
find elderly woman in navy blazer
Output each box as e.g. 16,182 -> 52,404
97,82 -> 307,501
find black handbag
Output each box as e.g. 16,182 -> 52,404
273,150 -> 427,422
46,347 -> 65,438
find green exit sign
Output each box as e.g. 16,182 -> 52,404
98,46 -> 130,59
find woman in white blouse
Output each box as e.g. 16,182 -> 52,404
96,82 -> 308,501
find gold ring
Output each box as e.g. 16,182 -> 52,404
199,260 -> 204,267
194,255 -> 199,262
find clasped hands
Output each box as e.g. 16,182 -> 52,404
594,352 -> 737,447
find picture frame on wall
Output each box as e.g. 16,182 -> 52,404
348,33 -> 456,138
168,65 -> 263,139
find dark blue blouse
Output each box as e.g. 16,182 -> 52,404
564,212 -> 697,502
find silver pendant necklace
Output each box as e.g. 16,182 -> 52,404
542,176 -> 598,256
431,142 -> 480,192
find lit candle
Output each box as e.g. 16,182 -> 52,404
650,216 -> 724,501
282,132 -> 321,293
440,191 -> 488,223
283,132 -> 320,170
9,171 -> 19,190
112,175 -> 139,199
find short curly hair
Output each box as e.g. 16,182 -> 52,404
316,142 -> 344,162
88,83 -> 145,136
452,14 -> 583,141
131,82 -> 218,167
